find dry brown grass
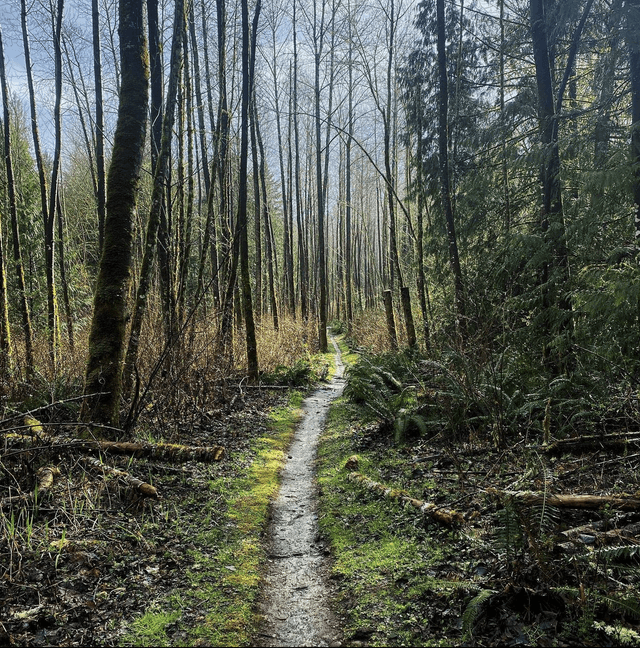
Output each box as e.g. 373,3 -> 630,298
349,308 -> 410,353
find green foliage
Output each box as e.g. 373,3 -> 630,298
592,544 -> 640,570
329,319 -> 347,335
495,501 -> 524,561
260,359 -> 315,388
343,350 -> 424,439
462,589 -> 496,641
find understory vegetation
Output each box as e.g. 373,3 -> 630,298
0,318 -> 325,646
316,328 -> 640,646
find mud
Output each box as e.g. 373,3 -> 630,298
255,336 -> 345,647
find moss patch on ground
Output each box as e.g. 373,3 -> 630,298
120,392 -> 304,647
316,397 -> 472,647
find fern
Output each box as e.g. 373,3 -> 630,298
552,586 -> 640,622
394,412 -> 428,443
495,502 -> 524,560
599,594 -> 640,622
462,589 -> 496,640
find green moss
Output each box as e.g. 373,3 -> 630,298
317,393 -> 468,646
120,391 -> 303,647
126,609 -> 181,647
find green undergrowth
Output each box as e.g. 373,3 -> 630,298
121,391 -> 304,647
317,398 -> 470,647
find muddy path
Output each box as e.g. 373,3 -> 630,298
255,335 -> 345,647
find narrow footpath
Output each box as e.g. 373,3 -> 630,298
255,336 -> 345,647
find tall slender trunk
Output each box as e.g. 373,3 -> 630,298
92,0 -> 106,253
56,189 -> 74,351
345,38 -> 354,329
270,21 -> 293,315
437,0 -> 465,333
255,106 -> 279,329
499,0 -> 511,233
123,0 -> 185,398
238,0 -> 260,380
314,0 -> 328,352
46,0 -> 65,372
250,98 -> 262,318
629,0 -> 640,242
0,25 -> 28,375
292,0 -> 308,321
530,0 -> 573,371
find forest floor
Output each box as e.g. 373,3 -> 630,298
1,376 -> 309,646
316,338 -> 640,646
2,336 -> 640,646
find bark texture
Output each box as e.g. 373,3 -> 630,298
83,0 -> 149,428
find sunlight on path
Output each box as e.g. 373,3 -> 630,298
255,335 -> 344,647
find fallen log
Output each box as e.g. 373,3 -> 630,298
3,438 -> 225,462
81,457 -> 158,498
83,440 -> 226,462
538,432 -> 640,454
487,488 -> 640,511
0,466 -> 60,509
560,521 -> 640,546
348,471 -> 463,526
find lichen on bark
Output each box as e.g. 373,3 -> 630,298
82,0 -> 149,430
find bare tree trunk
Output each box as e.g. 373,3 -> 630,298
46,0 -> 65,372
255,104 -> 279,330
56,189 -> 74,351
530,0 -> 574,372
628,0 -> 640,243
314,0 -> 328,352
437,0 -> 466,334
345,3 -> 354,330
250,97 -> 262,318
238,0 -> 260,380
92,0 -> 106,253
292,0 -> 308,321
383,289 -> 398,350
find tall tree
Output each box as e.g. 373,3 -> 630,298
0,25 -> 34,377
238,0 -> 261,380
92,0 -> 106,253
529,0 -> 575,370
436,0 -> 465,332
46,0 -> 65,371
82,0 -> 149,428
123,0 -> 186,397
629,0 -> 640,244
313,0 -> 329,352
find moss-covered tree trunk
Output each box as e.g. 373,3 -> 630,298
0,24 -> 33,378
82,0 -> 148,429
122,0 -> 185,400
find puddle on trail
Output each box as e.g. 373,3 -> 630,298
255,337 -> 344,647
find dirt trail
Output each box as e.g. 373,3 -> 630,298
255,336 -> 344,647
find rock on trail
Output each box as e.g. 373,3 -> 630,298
255,336 -> 345,647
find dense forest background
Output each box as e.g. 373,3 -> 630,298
0,0 -> 637,439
